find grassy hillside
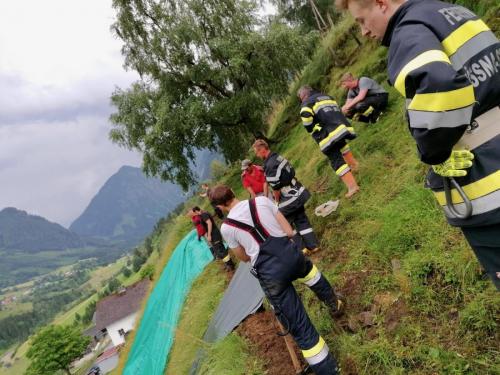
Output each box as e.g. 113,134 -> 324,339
161,5 -> 500,375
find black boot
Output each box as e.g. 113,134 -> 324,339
327,292 -> 345,319
224,259 -> 235,271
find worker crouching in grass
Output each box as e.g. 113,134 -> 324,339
187,206 -> 235,272
253,139 -> 321,256
340,73 -> 388,124
297,86 -> 360,198
211,185 -> 344,375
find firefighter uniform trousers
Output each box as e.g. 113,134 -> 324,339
224,200 -> 339,374
347,93 -> 388,123
256,238 -> 339,374
285,206 -> 319,251
325,141 -> 352,178
211,240 -> 232,265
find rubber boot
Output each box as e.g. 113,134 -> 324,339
340,171 -> 359,198
342,150 -> 359,172
309,352 -> 339,375
224,258 -> 235,272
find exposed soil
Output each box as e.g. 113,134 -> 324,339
238,310 -> 308,375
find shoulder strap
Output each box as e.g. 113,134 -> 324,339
223,199 -> 269,244
249,198 -> 270,239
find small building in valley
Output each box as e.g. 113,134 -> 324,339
93,279 -> 150,346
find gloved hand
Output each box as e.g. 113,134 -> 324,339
432,150 -> 474,177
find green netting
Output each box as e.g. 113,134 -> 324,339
124,230 -> 213,375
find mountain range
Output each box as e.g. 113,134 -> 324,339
69,165 -> 185,245
0,150 -> 217,288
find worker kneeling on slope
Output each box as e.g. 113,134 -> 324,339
253,139 -> 320,256
337,0 -> 500,289
297,86 -> 360,198
340,73 -> 389,124
188,207 -> 235,272
211,185 -> 344,375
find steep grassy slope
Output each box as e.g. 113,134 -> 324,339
164,4 -> 500,375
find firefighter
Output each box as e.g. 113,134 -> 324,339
211,185 -> 344,375
253,139 -> 320,255
336,0 -> 500,289
340,73 -> 389,123
188,207 -> 235,271
297,86 -> 360,198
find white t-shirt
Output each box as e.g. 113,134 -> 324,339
221,196 -> 286,265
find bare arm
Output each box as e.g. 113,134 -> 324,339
246,187 -> 256,199
205,218 -> 213,242
263,182 -> 269,198
230,245 -> 251,262
273,190 -> 281,203
276,211 -> 294,238
344,88 -> 368,110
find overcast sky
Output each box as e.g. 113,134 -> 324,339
0,0 -> 142,227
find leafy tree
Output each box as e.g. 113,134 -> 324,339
82,301 -> 96,325
122,267 -> 132,278
210,160 -> 227,180
140,264 -> 155,281
271,0 -> 340,31
107,278 -> 121,294
132,253 -> 147,273
110,0 -> 316,188
26,325 -> 90,375
144,236 -> 153,256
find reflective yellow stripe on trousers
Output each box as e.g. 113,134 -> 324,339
302,336 -> 330,365
297,264 -> 321,287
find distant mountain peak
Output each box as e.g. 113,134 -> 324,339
0,207 -> 84,252
69,166 -> 184,245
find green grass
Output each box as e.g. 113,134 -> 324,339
110,213 -> 196,375
196,333 -> 265,375
165,263 -> 227,374
163,7 -> 500,375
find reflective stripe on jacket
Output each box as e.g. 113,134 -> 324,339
300,91 -> 356,154
383,0 -> 500,227
263,152 -> 310,216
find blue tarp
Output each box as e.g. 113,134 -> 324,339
124,230 -> 213,375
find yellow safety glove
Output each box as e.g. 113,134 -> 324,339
432,150 -> 474,177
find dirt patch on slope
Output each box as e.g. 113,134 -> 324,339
238,310 -> 307,375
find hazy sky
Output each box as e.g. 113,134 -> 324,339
0,0 -> 141,227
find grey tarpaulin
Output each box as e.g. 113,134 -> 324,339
189,261 -> 264,374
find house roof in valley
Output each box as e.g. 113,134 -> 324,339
94,278 -> 150,331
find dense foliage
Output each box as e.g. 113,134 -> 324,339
26,325 -> 90,375
109,0 -> 317,188
271,0 -> 340,31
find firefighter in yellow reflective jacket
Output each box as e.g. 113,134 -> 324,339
337,0 -> 500,289
298,86 -> 360,198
